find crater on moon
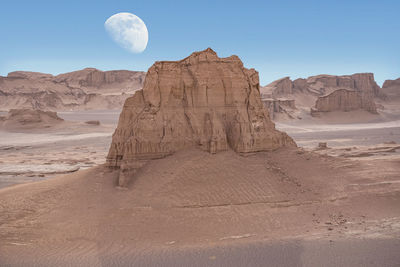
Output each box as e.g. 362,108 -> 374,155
105,12 -> 148,53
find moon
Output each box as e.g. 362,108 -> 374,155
104,12 -> 148,53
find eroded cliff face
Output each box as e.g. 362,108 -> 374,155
0,109 -> 64,130
107,48 -> 295,185
54,68 -> 144,93
262,99 -> 296,119
382,78 -> 400,100
262,73 -> 382,98
260,77 -> 293,98
0,69 -> 145,111
260,73 -> 382,116
312,89 -> 377,114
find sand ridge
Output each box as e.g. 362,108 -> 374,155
1,147 -> 400,265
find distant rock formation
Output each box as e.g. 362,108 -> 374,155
261,73 -> 383,117
107,48 -> 296,186
0,109 -> 64,130
0,68 -> 145,111
85,120 -> 101,126
262,73 -> 382,98
311,89 -> 377,115
262,98 -> 296,119
382,78 -> 400,100
53,68 -> 144,94
261,77 -> 293,98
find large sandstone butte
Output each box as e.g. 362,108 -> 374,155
107,48 -> 295,186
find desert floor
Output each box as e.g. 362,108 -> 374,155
0,110 -> 400,266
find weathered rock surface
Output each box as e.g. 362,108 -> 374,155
312,89 -> 377,115
382,78 -> 400,100
0,68 -> 145,111
107,48 -> 296,185
0,109 -> 64,129
54,68 -> 144,94
260,77 -> 293,98
262,98 -> 296,119
261,73 -> 382,116
262,73 -> 382,98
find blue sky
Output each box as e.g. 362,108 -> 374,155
1,0 -> 399,85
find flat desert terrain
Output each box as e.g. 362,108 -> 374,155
1,110 -> 400,266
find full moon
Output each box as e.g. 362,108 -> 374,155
104,12 -> 148,53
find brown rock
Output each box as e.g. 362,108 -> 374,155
7,71 -> 54,80
263,73 -> 382,98
85,120 -> 100,125
382,78 -> 400,88
0,109 -> 64,129
305,73 -> 381,97
382,78 -> 400,100
54,68 -> 145,94
293,78 -> 307,92
0,69 -> 146,111
262,98 -> 296,119
262,73 -> 382,117
107,48 -> 296,186
318,142 -> 328,149
312,89 -> 377,114
260,77 -> 293,98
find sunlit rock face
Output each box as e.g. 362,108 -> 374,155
312,89 -> 377,114
262,73 -> 382,98
0,68 -> 145,111
107,48 -> 295,184
260,73 -> 382,117
382,78 -> 400,100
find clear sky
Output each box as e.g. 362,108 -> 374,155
1,0 -> 399,86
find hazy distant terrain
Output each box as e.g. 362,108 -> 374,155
0,68 -> 145,111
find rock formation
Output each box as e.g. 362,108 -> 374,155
261,77 -> 293,98
262,98 -> 296,119
262,73 -> 382,98
0,68 -> 145,111
107,48 -> 296,186
85,120 -> 101,125
382,78 -> 400,100
295,73 -> 381,97
261,73 -> 383,117
312,89 -> 377,115
54,68 -> 144,94
0,109 -> 64,129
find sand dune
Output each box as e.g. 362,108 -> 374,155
1,148 -> 399,265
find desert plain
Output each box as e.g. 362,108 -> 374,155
0,49 -> 400,266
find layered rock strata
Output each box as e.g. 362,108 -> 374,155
107,48 -> 296,186
0,69 -> 145,111
382,78 -> 400,100
0,109 -> 64,129
262,99 -> 296,119
312,89 -> 377,115
260,73 -> 382,116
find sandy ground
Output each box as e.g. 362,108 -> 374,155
276,119 -> 400,148
1,110 -> 400,266
0,110 -> 117,189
